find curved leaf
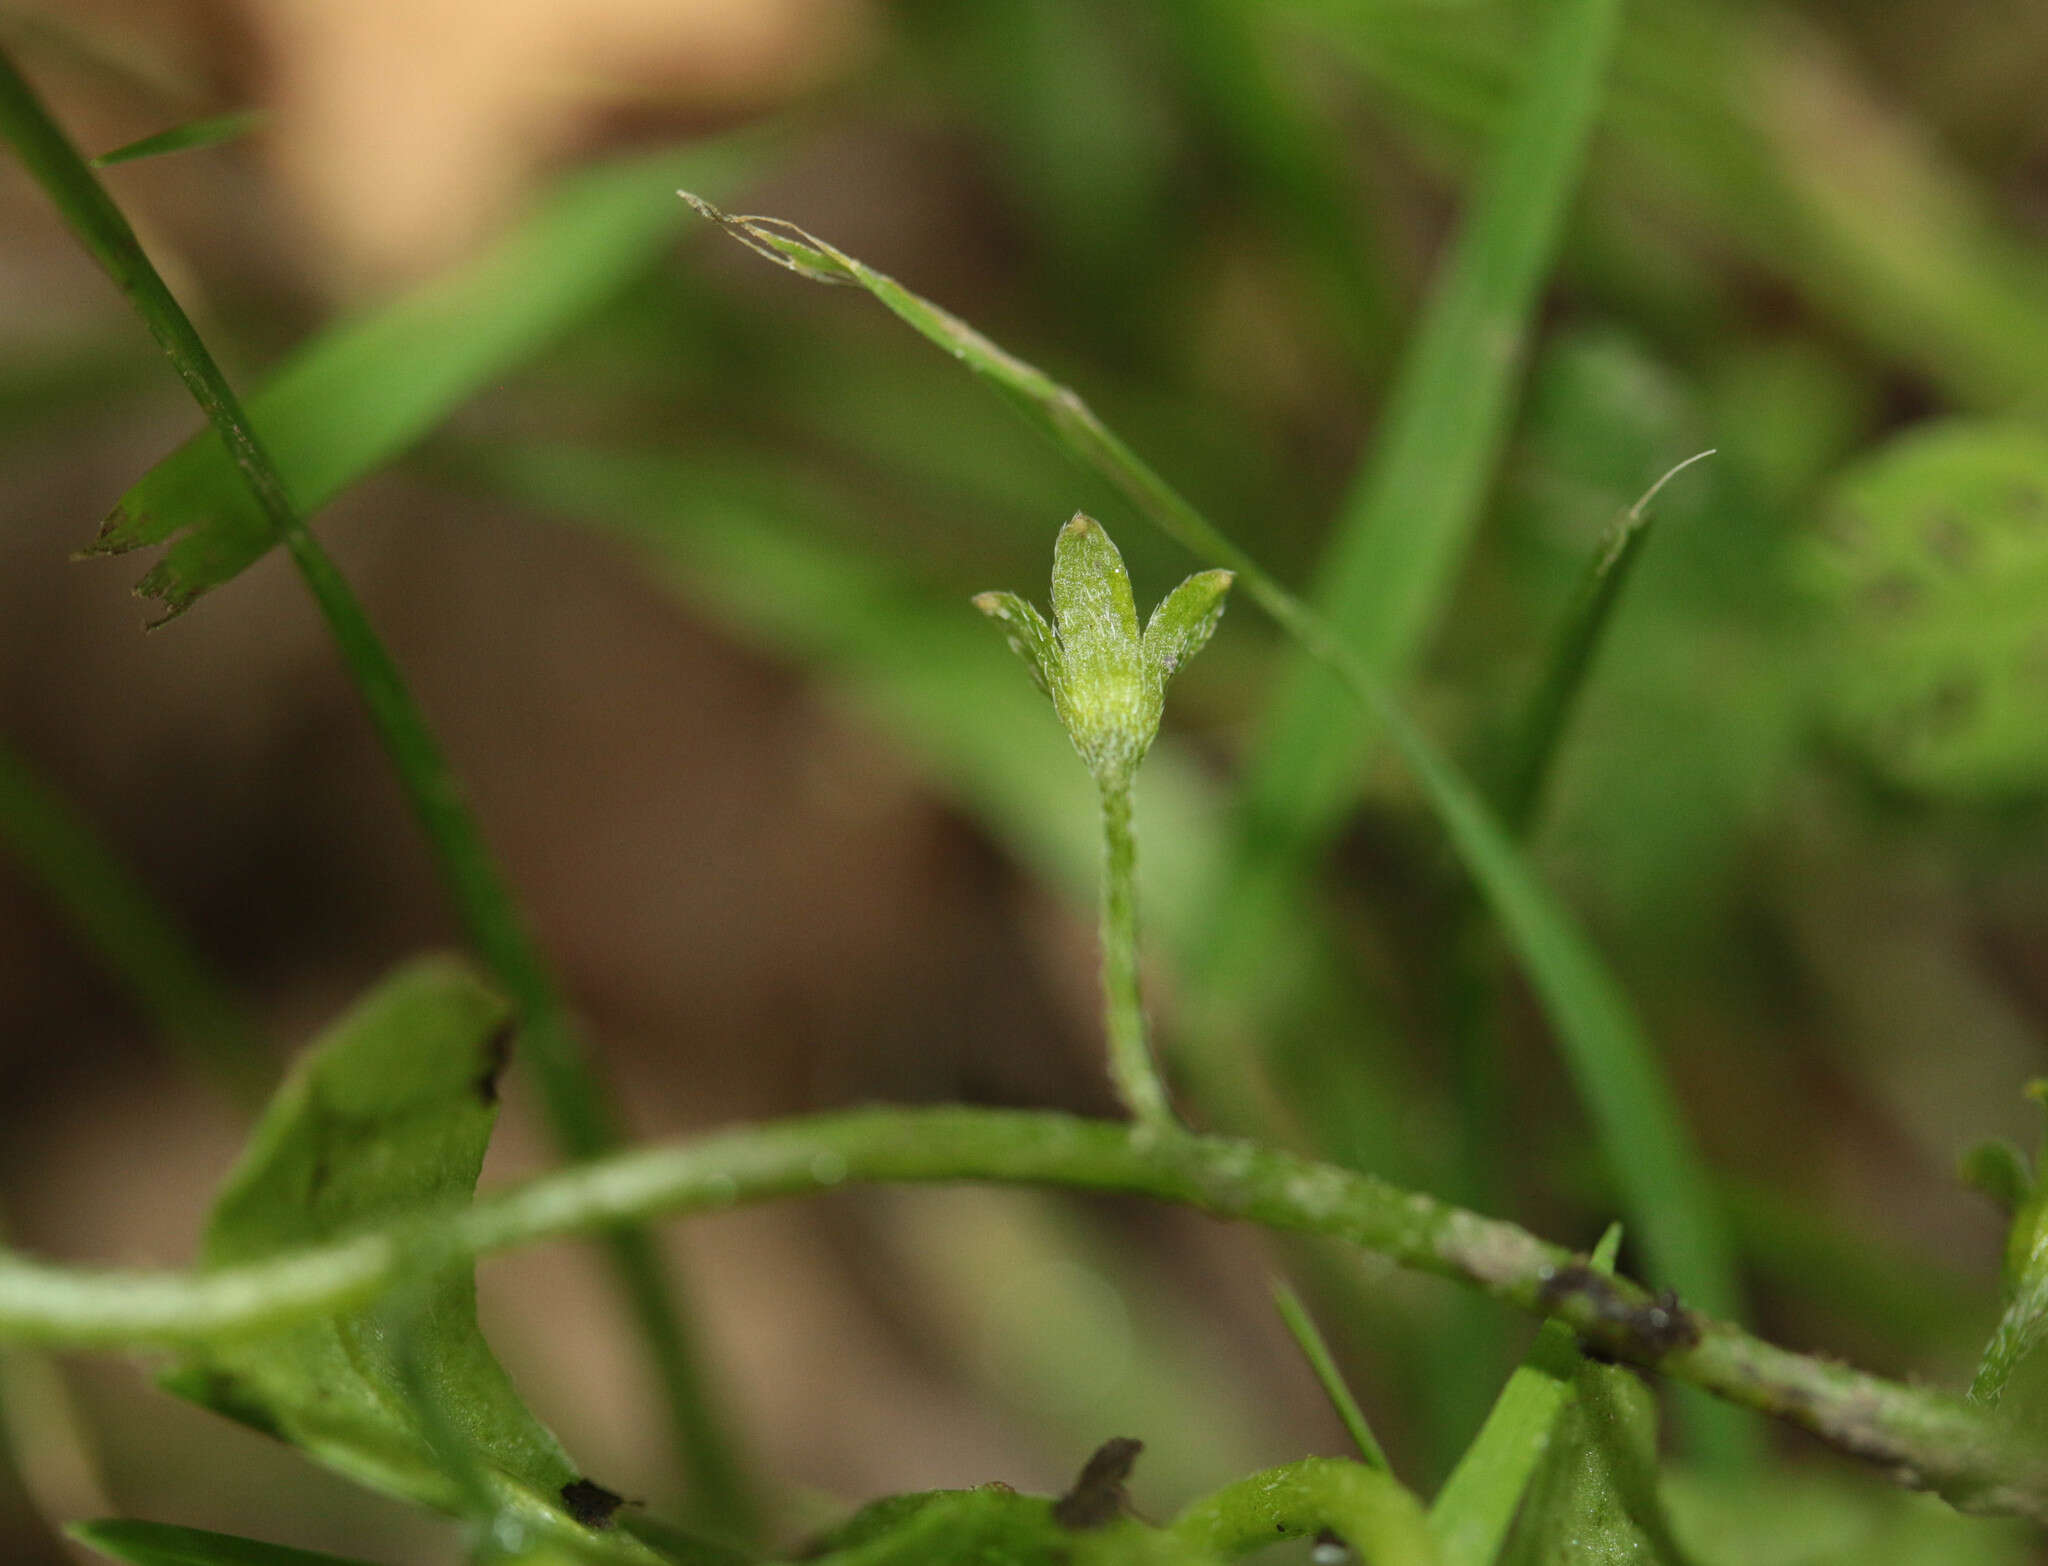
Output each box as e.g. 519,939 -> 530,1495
164,959 -> 661,1563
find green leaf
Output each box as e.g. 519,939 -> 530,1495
1235,0 -> 1630,860
1804,422 -> 2048,801
92,109 -> 262,167
1492,452 -> 1710,835
1430,1225 -> 1624,1566
90,133 -> 760,618
163,959 -> 659,1563
70,1519 -> 385,1566
1499,1361 -> 1693,1566
1143,570 -> 1234,687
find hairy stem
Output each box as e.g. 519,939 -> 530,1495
1099,779 -> 1172,1129
0,1107 -> 2038,1520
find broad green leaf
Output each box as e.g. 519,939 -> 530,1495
92,110 -> 262,167
1803,422 -> 2048,801
163,959 -> 660,1564
1430,1226 -> 1624,1566
71,1519 -> 384,1566
1499,1361 -> 1692,1566
90,134 -> 759,618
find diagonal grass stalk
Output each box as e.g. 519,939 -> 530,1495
0,48 -> 754,1538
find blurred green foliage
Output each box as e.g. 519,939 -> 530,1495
8,0 -> 2048,1559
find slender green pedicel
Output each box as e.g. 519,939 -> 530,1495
975,516 -> 1232,1129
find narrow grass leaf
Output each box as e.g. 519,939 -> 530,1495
1491,452 -> 1711,834
1271,1278 -> 1390,1471
92,108 -> 261,166
1236,0 -> 1630,860
1430,1225 -> 1621,1566
72,1519 -> 385,1566
97,134 -> 760,618
0,738 -> 266,1102
681,199 -> 1745,1418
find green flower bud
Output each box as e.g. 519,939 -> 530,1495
975,514 -> 1233,786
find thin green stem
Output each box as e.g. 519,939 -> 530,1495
0,1107 -> 2038,1521
0,49 -> 751,1537
1098,778 -> 1172,1129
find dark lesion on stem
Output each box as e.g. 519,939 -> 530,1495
1535,1261 -> 1702,1359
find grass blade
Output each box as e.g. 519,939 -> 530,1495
1429,1225 -> 1622,1566
684,192 -> 1738,1342
94,134 -> 761,620
1488,454 -> 1710,835
1272,1278 -> 1390,1471
0,738 -> 266,1103
1235,0 -> 1630,862
93,108 -> 261,166
0,49 -> 756,1535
